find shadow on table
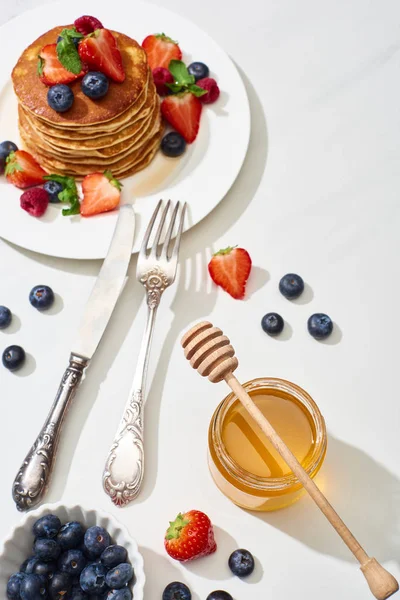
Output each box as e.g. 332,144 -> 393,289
251,434 -> 400,566
139,547 -> 200,600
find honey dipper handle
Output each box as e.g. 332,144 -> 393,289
225,373 -> 399,600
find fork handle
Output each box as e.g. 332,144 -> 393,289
103,302 -> 157,506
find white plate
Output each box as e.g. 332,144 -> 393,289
0,503 -> 145,600
0,0 -> 250,259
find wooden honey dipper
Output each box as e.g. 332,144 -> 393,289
181,321 -> 399,600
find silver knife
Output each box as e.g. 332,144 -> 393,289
12,205 -> 136,511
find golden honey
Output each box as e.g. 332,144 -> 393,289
208,378 -> 327,511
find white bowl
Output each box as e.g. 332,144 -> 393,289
0,503 -> 145,599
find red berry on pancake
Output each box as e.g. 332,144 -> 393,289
5,151 -> 47,189
152,67 -> 174,96
142,33 -> 182,70
74,15 -> 104,35
208,246 -> 252,299
161,92 -> 202,143
20,188 -> 49,217
81,170 -> 122,217
38,44 -> 85,86
196,77 -> 220,104
78,29 -> 125,83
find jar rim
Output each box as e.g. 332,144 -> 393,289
209,377 -> 327,492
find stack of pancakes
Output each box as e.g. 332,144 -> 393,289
12,26 -> 162,178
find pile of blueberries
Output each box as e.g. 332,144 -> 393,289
6,514 -> 134,600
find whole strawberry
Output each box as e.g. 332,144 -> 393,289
208,246 -> 252,299
164,510 -> 217,562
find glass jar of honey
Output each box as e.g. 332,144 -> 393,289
208,377 -> 327,511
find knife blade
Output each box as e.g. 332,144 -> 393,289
12,205 -> 136,511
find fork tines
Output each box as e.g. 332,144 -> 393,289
139,200 -> 187,262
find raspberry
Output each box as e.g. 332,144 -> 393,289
152,67 -> 174,96
197,77 -> 220,104
74,15 -> 104,36
20,188 -> 49,217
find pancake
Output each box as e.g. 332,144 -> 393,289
12,26 -> 148,126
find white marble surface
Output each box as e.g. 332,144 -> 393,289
1,1 -> 400,599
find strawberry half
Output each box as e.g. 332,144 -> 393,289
208,246 -> 252,299
161,92 -> 202,143
78,29 -> 125,83
5,151 -> 46,189
81,170 -> 122,217
164,510 -> 217,562
142,33 -> 182,70
38,44 -> 85,86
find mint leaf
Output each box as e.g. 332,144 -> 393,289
56,35 -> 82,75
62,199 -> 80,216
168,60 -> 194,85
166,82 -> 184,93
61,27 -> 83,40
37,56 -> 44,76
188,84 -> 208,97
104,170 -> 123,191
44,174 -> 80,216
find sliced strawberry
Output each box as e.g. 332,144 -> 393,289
38,44 -> 85,86
161,92 -> 202,143
5,151 -> 47,189
142,33 -> 182,70
81,170 -> 122,217
208,246 -> 252,299
78,29 -> 125,83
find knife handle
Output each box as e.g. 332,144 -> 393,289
12,353 -> 89,511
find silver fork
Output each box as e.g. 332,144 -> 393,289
103,200 -> 186,506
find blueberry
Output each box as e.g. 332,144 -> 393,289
47,85 -> 74,113
33,562 -> 57,581
162,582 -> 191,600
2,345 -> 25,370
261,312 -> 284,336
7,573 -> 25,599
0,306 -> 12,329
188,61 -> 209,81
57,35 -> 80,48
101,546 -> 128,569
206,592 -> 232,600
105,563 -> 133,589
59,549 -> 86,576
279,273 -> 304,299
84,526 -> 111,557
34,539 -> 61,563
48,572 -> 72,600
23,558 -> 39,574
29,285 -> 55,311
81,72 -> 109,99
161,132 -> 186,157
20,574 -> 47,600
33,515 -> 62,539
57,522 -> 84,551
228,549 -> 255,577
70,585 -> 87,600
0,141 -> 18,173
80,563 -> 108,595
43,181 -> 63,204
20,559 -> 31,573
307,313 -> 333,340
106,589 -> 132,600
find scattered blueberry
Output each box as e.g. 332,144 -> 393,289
206,592 -> 232,600
162,582 -> 191,600
0,306 -> 12,329
34,539 -> 61,563
48,572 -> 72,600
29,285 -> 55,311
32,562 -> 57,581
161,132 -> 186,157
20,574 -> 47,600
307,313 -> 333,340
101,546 -> 128,569
43,181 -> 64,204
0,140 -> 18,173
228,549 -> 255,577
70,585 -> 87,600
84,526 -> 111,557
279,273 -> 304,299
105,563 -> 133,589
2,345 -> 26,370
261,312 -> 284,336
57,522 -> 84,551
57,35 -> 80,48
33,515 -> 62,540
81,72 -> 109,99
7,573 -> 25,600
59,549 -> 86,576
80,562 -> 108,595
188,61 -> 209,81
47,85 -> 74,113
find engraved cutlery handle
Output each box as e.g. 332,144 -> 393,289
12,353 -> 89,511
